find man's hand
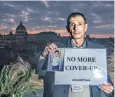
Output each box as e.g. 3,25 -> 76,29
42,43 -> 57,57
99,83 -> 114,94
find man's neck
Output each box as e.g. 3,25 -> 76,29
72,38 -> 84,47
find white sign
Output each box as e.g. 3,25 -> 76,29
54,48 -> 107,85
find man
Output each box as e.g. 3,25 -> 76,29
37,12 -> 114,97
51,50 -> 61,71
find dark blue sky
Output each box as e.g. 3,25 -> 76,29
0,1 -> 114,35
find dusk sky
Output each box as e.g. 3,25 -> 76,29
0,1 -> 114,37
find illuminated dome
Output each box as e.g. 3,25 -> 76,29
15,21 -> 28,42
16,21 -> 27,34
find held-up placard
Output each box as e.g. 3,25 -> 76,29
54,48 -> 107,85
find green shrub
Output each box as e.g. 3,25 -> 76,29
0,57 -> 43,97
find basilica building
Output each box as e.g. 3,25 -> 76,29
0,21 -> 28,44
15,21 -> 28,42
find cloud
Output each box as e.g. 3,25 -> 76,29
92,1 -> 114,7
4,14 -> 15,18
27,7 -> 34,12
47,11 -> 52,14
94,24 -> 114,29
35,25 -> 57,30
0,24 -> 8,30
21,11 -> 29,16
9,18 -> 15,23
41,0 -> 49,8
91,13 -> 103,24
4,2 -> 16,8
56,18 -> 66,21
20,7 -> 34,22
40,15 -> 52,22
0,1 -> 114,35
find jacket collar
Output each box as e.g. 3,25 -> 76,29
66,37 -> 88,48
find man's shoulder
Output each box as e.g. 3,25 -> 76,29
87,40 -> 105,48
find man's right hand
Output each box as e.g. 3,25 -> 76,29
42,43 -> 58,57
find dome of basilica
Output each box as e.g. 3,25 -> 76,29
16,21 -> 27,34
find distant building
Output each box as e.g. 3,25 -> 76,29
0,21 -> 59,46
27,31 -> 59,42
0,21 -> 28,46
86,35 -> 90,39
0,21 -> 61,62
15,21 -> 28,43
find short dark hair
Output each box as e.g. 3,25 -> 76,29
67,12 -> 87,25
55,50 -> 59,53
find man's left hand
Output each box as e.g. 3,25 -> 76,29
99,83 -> 114,94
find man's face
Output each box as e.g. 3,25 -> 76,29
69,16 -> 88,39
55,52 -> 59,57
